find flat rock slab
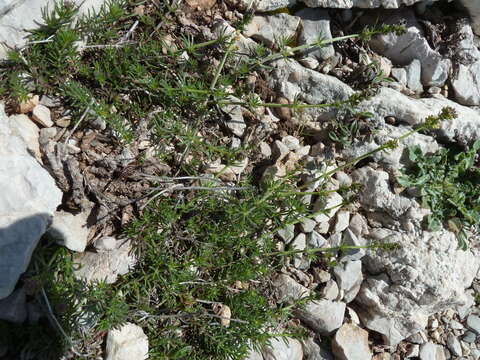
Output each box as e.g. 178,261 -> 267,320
332,323 -> 372,360
0,0 -> 108,59
0,105 -> 62,299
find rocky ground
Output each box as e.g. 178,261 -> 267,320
1,0 -> 480,359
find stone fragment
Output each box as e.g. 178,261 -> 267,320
221,96 -> 246,137
73,240 -> 136,284
0,288 -> 27,323
446,334 -> 462,357
391,68 -> 407,85
105,322 -> 149,360
333,260 -> 363,303
332,323 -> 372,360
291,233 -> 307,268
0,105 -> 62,299
277,224 -> 295,243
405,59 -> 423,93
31,104 -> 53,127
262,337 -> 303,360
313,192 -> 343,223
294,299 -> 345,335
272,273 -> 310,303
295,8 -> 334,61
419,342 -> 446,360
93,236 -> 117,252
369,9 -> 450,87
341,229 -> 366,262
17,94 -> 39,113
333,211 -> 349,234
282,135 -> 300,151
462,331 -> 477,343
48,210 -> 90,252
243,14 -> 300,49
244,349 -> 264,360
320,279 -> 339,300
466,314 -> 480,334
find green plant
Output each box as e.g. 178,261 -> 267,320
399,139 -> 480,249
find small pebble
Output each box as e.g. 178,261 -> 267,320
32,104 -> 53,127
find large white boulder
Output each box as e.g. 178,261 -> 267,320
0,104 -> 62,299
0,0 -> 108,59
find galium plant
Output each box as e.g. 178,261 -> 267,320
0,0 -> 433,359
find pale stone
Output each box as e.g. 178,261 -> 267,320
332,323 -> 372,360
0,104 -> 62,299
105,322 -> 149,360
73,240 -> 136,284
48,210 -> 90,252
31,104 -> 53,127
262,337 -> 303,360
294,299 -> 345,335
272,273 -> 310,303
243,14 -> 300,48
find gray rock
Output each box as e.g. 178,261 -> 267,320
333,211 -> 350,234
341,229 -> 367,262
333,260 -> 363,303
332,323 -> 372,360
446,334 -> 462,357
272,273 -> 310,303
450,23 -> 480,106
419,342 -> 446,360
352,166 -> 413,219
291,233 -> 307,268
253,0 -> 296,12
0,288 -> 27,323
221,96 -> 246,137
295,8 -> 334,61
369,9 -> 450,87
243,14 -> 300,48
294,299 -> 345,335
73,240 -> 136,284
262,337 -> 303,360
0,105 -> 62,299
406,331 -> 428,344
47,210 -> 90,252
105,322 -> 149,360
307,231 -> 327,248
302,338 -> 334,360
277,224 -> 295,243
391,68 -> 407,85
462,331 -> 477,343
321,279 -> 339,300
269,59 -> 354,121
313,192 -> 343,223
300,217 -> 317,233
358,87 -> 480,145
405,59 -> 423,93
466,314 -> 480,334
357,229 -> 479,345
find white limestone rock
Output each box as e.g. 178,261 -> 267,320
358,87 -> 480,145
262,337 -> 303,360
73,240 -> 136,284
0,0 -> 109,59
105,322 -> 149,360
332,323 -> 372,360
47,210 -> 90,252
368,8 -> 450,87
357,230 -> 479,345
294,299 -> 345,335
295,8 -> 334,61
0,104 -> 62,299
243,14 -> 300,48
